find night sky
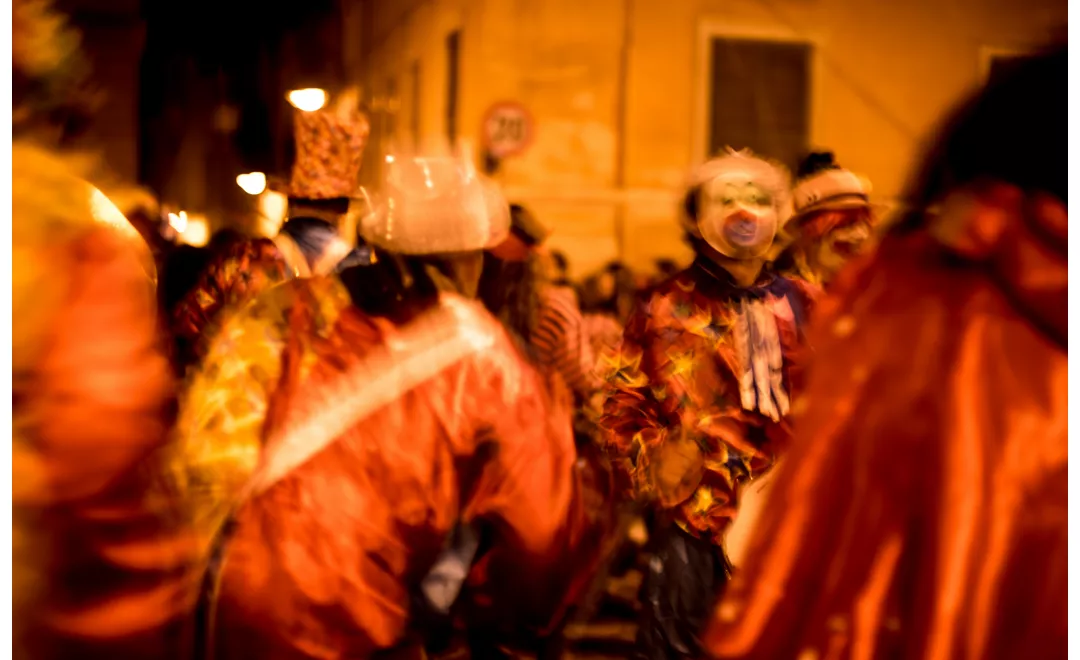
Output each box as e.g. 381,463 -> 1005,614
130,0 -> 344,220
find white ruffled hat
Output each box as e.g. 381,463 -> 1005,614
792,168 -> 873,217
358,156 -> 509,255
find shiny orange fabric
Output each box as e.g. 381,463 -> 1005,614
203,280 -> 609,658
702,186 -> 1067,659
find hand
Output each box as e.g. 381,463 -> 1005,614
645,430 -> 705,507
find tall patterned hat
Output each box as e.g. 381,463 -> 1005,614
288,98 -> 371,200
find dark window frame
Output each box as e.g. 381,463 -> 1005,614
705,35 -> 813,172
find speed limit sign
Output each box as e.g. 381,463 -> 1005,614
481,102 -> 534,159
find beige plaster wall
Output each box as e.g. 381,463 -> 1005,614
358,0 -> 1064,278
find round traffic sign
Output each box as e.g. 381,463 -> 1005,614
481,102 -> 534,159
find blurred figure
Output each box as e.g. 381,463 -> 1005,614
702,46 -> 1066,660
121,188 -> 170,263
170,235 -> 290,373
479,203 -> 601,405
597,149 -> 814,660
583,261 -> 638,322
207,227 -> 245,253
12,1 -> 194,657
580,261 -> 638,358
774,151 -> 879,287
85,183 -> 159,285
159,244 -> 212,322
582,306 -> 624,362
172,156 -> 612,659
652,257 -> 681,285
170,99 -> 368,372
547,248 -> 573,287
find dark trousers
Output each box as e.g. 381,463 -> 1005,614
635,523 -> 731,660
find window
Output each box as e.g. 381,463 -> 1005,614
446,30 -> 461,147
707,37 -> 811,172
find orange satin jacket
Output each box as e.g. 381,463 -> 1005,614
702,186 -> 1067,659
175,276 -> 610,658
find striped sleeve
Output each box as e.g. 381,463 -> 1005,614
531,286 -> 600,398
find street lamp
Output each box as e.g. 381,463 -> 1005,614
181,214 -> 210,247
236,172 -> 267,195
287,88 -> 328,112
167,211 -> 188,234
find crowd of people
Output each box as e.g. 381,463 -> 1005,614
12,0 -> 1067,658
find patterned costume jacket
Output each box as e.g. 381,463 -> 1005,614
598,256 -> 815,545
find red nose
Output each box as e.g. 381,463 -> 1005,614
725,209 -> 754,225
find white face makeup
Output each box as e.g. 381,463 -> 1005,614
698,173 -> 779,259
814,216 -> 873,276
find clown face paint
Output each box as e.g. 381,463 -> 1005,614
810,211 -> 873,279
699,174 -> 780,259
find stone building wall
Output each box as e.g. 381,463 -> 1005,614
354,0 -> 1064,278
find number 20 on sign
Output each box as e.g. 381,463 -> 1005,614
482,102 -> 534,159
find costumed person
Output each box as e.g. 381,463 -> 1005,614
171,155 -> 613,659
702,46 -> 1066,660
170,94 -> 369,372
774,151 -> 879,287
101,185 -> 171,277
13,0 -> 195,657
476,204 -> 630,660
478,203 -> 601,405
547,249 -> 573,287
596,149 -> 814,660
580,262 -> 637,361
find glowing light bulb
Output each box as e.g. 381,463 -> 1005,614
236,172 -> 267,196
181,214 -> 210,247
168,211 -> 188,233
257,190 -> 289,237
287,88 -> 328,112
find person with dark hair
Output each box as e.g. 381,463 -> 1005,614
171,157 -> 613,659
479,204 -> 601,407
702,46 -> 1066,660
549,249 -> 570,282
597,149 -> 814,660
582,261 -> 638,321
653,258 -> 680,282
207,227 -> 245,253
170,100 -> 367,372
774,151 -> 880,286
478,203 -> 550,354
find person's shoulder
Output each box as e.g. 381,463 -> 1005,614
424,293 -> 515,351
625,265 -> 696,320
436,294 -> 543,374
214,236 -> 286,268
807,232 -> 1000,355
539,283 -> 580,307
